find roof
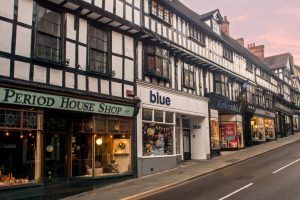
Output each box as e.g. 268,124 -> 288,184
264,53 -> 291,70
198,9 -> 223,23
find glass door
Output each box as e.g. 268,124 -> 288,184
44,133 -> 67,181
183,130 -> 191,160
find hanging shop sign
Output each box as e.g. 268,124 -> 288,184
0,87 -> 135,117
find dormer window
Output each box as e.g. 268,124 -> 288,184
150,0 -> 172,25
223,47 -> 233,61
212,19 -> 220,35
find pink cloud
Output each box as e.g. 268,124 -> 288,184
231,14 -> 249,23
278,7 -> 300,19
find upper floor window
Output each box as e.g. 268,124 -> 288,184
260,70 -> 271,82
214,74 -> 229,98
189,26 -> 205,45
88,25 -> 109,75
35,6 -> 62,63
223,47 -> 233,61
246,60 -> 254,73
145,44 -> 170,80
183,64 -> 194,89
150,0 -> 172,25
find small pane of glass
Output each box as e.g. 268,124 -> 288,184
154,110 -> 163,122
165,112 -> 174,123
142,108 -> 152,121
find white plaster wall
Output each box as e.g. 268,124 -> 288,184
50,69 -> 62,86
18,0 -> 33,25
79,19 -> 87,44
0,57 -> 10,77
105,0 -> 114,13
66,13 -> 76,40
111,81 -> 122,97
77,74 -> 86,90
94,0 -> 103,8
138,41 -> 142,80
33,65 -> 47,83
15,26 -> 31,57
65,72 -> 75,88
190,116 -> 210,159
101,79 -> 110,95
116,0 -> 124,18
14,61 -> 30,80
134,9 -> 140,25
112,55 -> 123,79
0,0 -> 14,19
112,31 -> 123,55
88,77 -> 98,93
124,36 -> 134,58
0,21 -> 12,53
124,59 -> 134,82
78,45 -> 87,70
66,41 -> 76,68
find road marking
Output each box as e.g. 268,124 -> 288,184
218,183 -> 253,200
272,158 -> 300,174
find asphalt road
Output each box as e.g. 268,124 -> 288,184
141,140 -> 300,200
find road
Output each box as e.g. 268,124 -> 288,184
141,140 -> 300,200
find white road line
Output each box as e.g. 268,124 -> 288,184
218,183 -> 254,200
272,158 -> 300,174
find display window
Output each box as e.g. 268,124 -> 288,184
72,116 -> 132,177
220,121 -> 244,149
142,108 -> 174,156
251,116 -> 275,141
0,108 -> 43,187
210,118 -> 220,149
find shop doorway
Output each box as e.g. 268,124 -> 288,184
44,133 -> 68,181
183,130 -> 191,160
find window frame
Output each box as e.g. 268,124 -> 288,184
144,43 -> 170,81
87,24 -> 111,76
214,74 -> 229,98
183,63 -> 195,89
223,46 -> 233,61
189,26 -> 206,46
34,4 -> 63,64
150,0 -> 172,26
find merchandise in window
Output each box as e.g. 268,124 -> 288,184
145,44 -> 170,80
88,26 -> 109,75
35,6 -> 62,62
142,108 -> 174,156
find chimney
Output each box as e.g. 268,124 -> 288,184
236,38 -> 244,47
247,43 -> 265,60
220,16 -> 230,35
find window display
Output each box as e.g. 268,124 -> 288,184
251,116 -> 275,142
220,121 -> 244,149
142,108 -> 174,156
72,116 -> 132,177
210,119 -> 220,149
0,108 -> 42,187
264,119 -> 275,140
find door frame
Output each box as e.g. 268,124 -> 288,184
183,129 -> 191,160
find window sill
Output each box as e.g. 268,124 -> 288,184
183,85 -> 195,90
223,56 -> 233,63
33,57 -> 65,68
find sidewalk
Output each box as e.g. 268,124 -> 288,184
64,133 -> 300,200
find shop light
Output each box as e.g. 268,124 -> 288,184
20,133 -> 24,139
5,131 -> 9,136
96,138 -> 103,146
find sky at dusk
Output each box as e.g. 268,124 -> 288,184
180,0 -> 300,65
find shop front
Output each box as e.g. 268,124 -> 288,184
274,102 -> 294,138
209,94 -> 244,154
250,108 -> 276,143
136,83 -> 209,176
0,86 -> 137,188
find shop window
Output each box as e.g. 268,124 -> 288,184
250,117 -> 266,141
145,44 -> 170,80
72,116 -> 132,177
183,64 -> 195,89
210,118 -> 220,149
0,108 -> 43,187
35,5 -> 62,63
220,119 -> 244,149
142,108 -> 175,156
142,108 -> 153,121
88,25 -> 110,75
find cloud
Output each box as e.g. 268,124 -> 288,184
277,7 -> 300,19
231,14 -> 250,23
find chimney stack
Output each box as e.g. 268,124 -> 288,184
247,43 -> 265,60
236,38 -> 244,47
220,16 -> 230,35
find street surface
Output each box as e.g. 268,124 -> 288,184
141,141 -> 300,200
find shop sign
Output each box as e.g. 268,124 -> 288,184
213,99 -> 241,113
0,87 -> 135,117
274,102 -> 293,115
221,123 -> 236,142
254,108 -> 275,118
149,90 -> 171,106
